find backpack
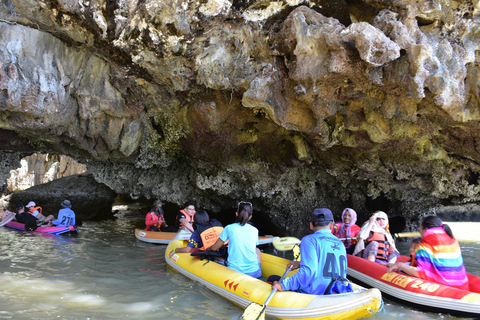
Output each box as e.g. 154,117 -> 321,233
323,276 -> 353,295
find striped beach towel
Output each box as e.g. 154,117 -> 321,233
414,227 -> 469,289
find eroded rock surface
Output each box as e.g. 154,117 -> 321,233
2,0 -> 480,235
8,174 -> 117,221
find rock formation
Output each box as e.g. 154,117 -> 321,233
2,0 -> 480,235
9,173 -> 117,221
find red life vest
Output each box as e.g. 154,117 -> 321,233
195,219 -> 223,251
332,223 -> 360,246
366,231 -> 390,261
28,206 -> 42,215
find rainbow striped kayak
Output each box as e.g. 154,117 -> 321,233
347,254 -> 480,317
166,240 -> 382,320
5,221 -> 78,235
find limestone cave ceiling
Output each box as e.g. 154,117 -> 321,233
1,0 -> 480,234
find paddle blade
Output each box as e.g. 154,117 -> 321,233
292,244 -> 301,260
0,211 -> 15,227
272,237 -> 301,251
240,302 -> 265,320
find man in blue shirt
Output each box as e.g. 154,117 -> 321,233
51,200 -> 76,227
272,208 -> 347,295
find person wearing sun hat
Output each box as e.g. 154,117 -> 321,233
145,200 -> 173,232
50,200 -> 76,227
272,208 -> 348,295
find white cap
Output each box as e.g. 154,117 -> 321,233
26,201 -> 36,208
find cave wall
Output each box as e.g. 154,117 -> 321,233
2,0 -> 480,235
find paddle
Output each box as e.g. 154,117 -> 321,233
0,210 -> 15,227
271,236 -> 301,251
240,242 -> 301,320
394,232 -> 421,238
338,232 -> 420,241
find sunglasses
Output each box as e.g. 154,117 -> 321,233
376,217 -> 386,221
237,201 -> 253,213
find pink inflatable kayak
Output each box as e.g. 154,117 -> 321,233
5,221 -> 78,235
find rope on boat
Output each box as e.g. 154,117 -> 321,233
367,298 -> 385,314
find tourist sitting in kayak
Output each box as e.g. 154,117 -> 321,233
387,216 -> 469,290
173,201 -> 196,240
168,209 -> 223,258
145,200 -> 173,232
353,211 -> 399,264
272,208 -> 349,295
49,200 -> 76,227
407,237 -> 421,264
208,201 -> 262,279
25,201 -> 55,223
14,202 -> 39,231
332,208 -> 360,254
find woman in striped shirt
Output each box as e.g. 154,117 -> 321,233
388,215 -> 469,289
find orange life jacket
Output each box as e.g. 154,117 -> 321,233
195,219 -> 223,250
175,209 -> 195,231
28,206 -> 42,215
199,226 -> 223,250
366,231 -> 390,261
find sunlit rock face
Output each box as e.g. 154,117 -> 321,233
2,0 -> 480,234
6,154 -> 87,192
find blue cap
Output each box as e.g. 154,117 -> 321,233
312,208 -> 334,223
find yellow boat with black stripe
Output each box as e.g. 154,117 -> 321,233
166,240 -> 382,320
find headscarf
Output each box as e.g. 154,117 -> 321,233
337,208 -> 357,239
354,211 -> 397,255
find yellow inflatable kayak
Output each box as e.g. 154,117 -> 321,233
166,240 -> 382,320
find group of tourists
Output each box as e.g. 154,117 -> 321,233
331,208 -> 469,290
164,200 -> 263,278
11,200 -> 76,230
149,200 -> 469,295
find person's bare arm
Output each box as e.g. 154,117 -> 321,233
208,238 -> 225,251
388,262 -> 419,277
179,218 -> 194,232
359,216 -> 376,239
168,246 -> 192,258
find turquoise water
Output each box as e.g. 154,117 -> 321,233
0,217 -> 478,320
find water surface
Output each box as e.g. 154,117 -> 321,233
0,217 -> 479,320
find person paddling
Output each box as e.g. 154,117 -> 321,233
272,208 -> 348,295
